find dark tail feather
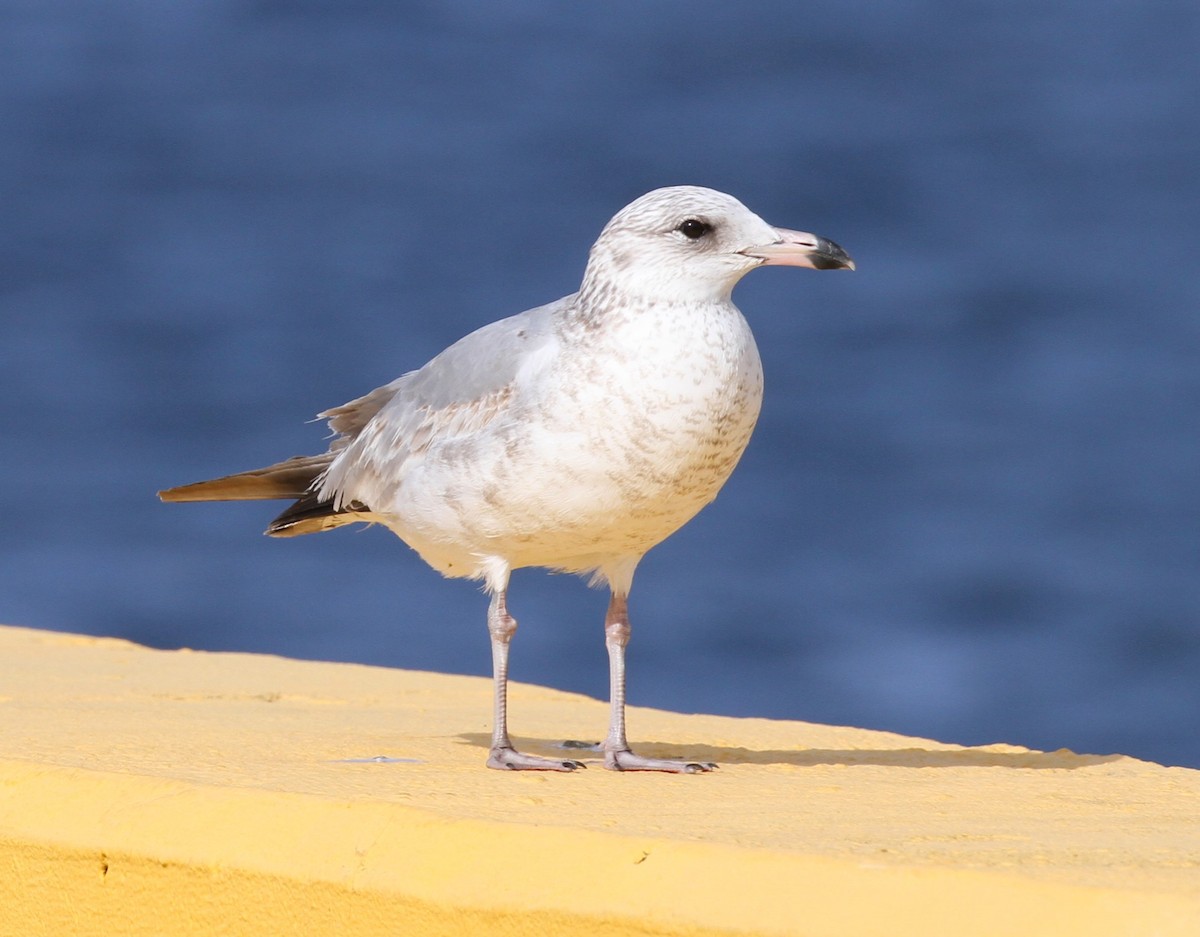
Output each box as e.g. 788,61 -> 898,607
160,452 -> 371,539
158,454 -> 332,503
265,492 -> 372,538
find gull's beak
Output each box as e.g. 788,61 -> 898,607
740,228 -> 855,271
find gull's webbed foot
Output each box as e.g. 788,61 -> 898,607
604,747 -> 718,773
487,745 -> 586,772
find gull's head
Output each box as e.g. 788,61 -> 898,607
582,185 -> 854,306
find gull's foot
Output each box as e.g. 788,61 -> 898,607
487,745 -> 586,772
604,747 -> 718,773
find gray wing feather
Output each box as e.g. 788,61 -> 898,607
159,296 -> 570,524
317,296 -> 569,506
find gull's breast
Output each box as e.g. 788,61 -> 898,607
387,302 -> 764,575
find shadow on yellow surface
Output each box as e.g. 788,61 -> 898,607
456,734 -> 1123,769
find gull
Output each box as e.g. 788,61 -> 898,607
160,186 -> 854,773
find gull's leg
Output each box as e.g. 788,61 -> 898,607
485,587 -> 584,772
602,592 -> 717,773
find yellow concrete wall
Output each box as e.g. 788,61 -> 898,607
0,624 -> 1196,936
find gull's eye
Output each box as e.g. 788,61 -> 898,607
676,218 -> 712,240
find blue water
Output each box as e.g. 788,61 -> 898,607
3,3 -> 1198,767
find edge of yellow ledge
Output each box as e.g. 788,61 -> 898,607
0,624 -> 1197,937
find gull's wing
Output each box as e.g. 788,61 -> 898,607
159,295 -> 569,528
316,295 -> 568,510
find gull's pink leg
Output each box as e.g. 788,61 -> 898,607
486,589 -> 585,772
602,592 -> 716,773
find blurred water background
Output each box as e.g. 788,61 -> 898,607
3,2 -> 1198,767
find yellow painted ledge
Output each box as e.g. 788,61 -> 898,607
0,624 -> 1196,936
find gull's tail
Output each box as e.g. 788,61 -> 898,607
158,454 -> 330,503
158,454 -> 369,537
